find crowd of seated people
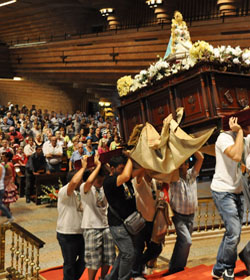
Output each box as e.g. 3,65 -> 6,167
0,103 -> 122,205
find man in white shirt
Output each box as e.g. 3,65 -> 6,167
24,137 -> 36,157
81,155 -> 115,280
211,117 -> 244,280
43,136 -> 63,172
56,157 -> 87,280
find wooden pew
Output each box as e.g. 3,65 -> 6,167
30,172 -> 67,205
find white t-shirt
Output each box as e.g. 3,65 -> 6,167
56,184 -> 83,234
80,183 -> 108,229
244,134 -> 250,170
132,177 -> 157,222
211,132 -> 242,193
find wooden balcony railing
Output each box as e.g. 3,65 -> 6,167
0,222 -> 45,280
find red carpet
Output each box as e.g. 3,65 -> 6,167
40,260 -> 249,280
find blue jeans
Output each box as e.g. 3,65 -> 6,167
0,189 -> 12,219
169,211 -> 194,272
57,232 -> 85,280
212,191 -> 244,273
104,224 -> 135,280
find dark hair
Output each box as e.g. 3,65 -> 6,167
109,156 -> 126,168
67,170 -> 78,182
3,151 -> 13,161
82,170 -> 91,182
67,169 -> 91,183
97,165 -> 109,177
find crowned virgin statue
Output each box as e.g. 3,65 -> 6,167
164,11 -> 192,60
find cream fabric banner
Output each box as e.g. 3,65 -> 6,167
129,108 -> 215,182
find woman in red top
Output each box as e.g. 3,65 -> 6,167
12,146 -> 28,167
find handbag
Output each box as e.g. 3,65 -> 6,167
124,211 -> 146,235
109,206 -> 145,235
151,199 -> 173,244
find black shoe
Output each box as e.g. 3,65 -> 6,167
211,268 -> 223,279
223,269 -> 234,280
163,267 -> 184,276
239,250 -> 250,275
26,197 -> 30,203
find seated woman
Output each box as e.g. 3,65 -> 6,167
12,146 -> 28,167
84,138 -> 94,156
79,128 -> 86,143
34,133 -> 44,148
97,138 -> 109,154
109,134 -> 121,151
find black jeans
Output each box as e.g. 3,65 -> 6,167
132,221 -> 162,277
25,169 -> 35,197
57,232 -> 85,280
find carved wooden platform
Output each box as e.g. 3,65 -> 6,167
118,63 -> 250,142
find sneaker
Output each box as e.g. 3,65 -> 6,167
211,268 -> 223,279
133,277 -> 146,280
3,217 -> 14,225
223,269 -> 234,280
8,217 -> 14,223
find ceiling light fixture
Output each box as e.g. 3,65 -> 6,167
99,8 -> 114,17
0,0 -> 17,7
146,0 -> 163,8
13,77 -> 22,81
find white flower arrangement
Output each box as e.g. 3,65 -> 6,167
117,41 -> 250,97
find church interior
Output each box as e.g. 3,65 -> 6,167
0,0 -> 250,279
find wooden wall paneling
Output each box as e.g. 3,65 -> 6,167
213,73 -> 250,114
203,73 -> 216,118
199,74 -> 210,118
210,72 -> 222,115
145,89 -> 172,131
120,101 -> 143,141
175,77 -> 207,126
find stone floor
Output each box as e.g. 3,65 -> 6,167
1,188 -> 249,273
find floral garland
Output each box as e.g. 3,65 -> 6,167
117,40 -> 250,97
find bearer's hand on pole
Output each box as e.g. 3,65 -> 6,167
94,153 -> 101,166
81,155 -> 88,169
229,117 -> 241,133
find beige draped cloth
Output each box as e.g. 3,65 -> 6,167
129,108 -> 215,183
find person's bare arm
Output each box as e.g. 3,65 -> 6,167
67,156 -> 88,196
69,160 -> 73,172
224,117 -> 244,162
193,151 -> 204,175
116,158 -> 133,186
84,154 -> 101,193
